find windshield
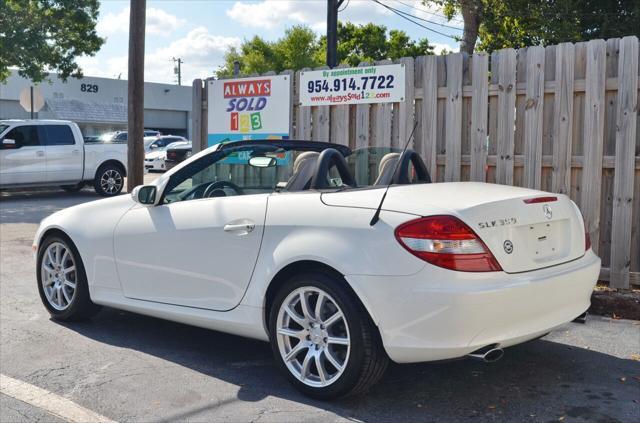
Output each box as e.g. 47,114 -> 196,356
0,124 -> 9,135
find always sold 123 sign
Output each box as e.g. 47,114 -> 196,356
208,75 -> 291,147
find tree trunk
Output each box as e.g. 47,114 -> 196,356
459,0 -> 483,54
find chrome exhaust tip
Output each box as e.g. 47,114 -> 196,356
467,345 -> 504,363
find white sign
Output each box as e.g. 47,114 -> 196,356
19,87 -> 45,112
207,75 -> 291,147
299,64 -> 405,106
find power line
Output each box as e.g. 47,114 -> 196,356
390,0 -> 464,24
389,2 -> 464,30
370,0 -> 459,39
338,0 -> 350,12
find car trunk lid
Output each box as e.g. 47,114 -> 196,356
321,182 -> 585,273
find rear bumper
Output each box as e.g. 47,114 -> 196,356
346,250 -> 600,363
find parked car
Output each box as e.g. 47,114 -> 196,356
83,135 -> 101,143
144,140 -> 186,172
145,135 -> 187,153
164,141 -> 192,169
0,119 -> 127,196
33,140 -> 600,399
107,130 -> 162,144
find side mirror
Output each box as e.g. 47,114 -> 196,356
249,156 -> 276,168
131,185 -> 157,205
2,138 -> 17,149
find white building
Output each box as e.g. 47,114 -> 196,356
0,70 -> 192,138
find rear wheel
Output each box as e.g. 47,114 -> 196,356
36,234 -> 101,321
94,163 -> 124,196
268,272 -> 388,399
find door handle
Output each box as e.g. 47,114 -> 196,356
224,223 -> 255,233
36,150 -> 45,157
72,149 -> 80,155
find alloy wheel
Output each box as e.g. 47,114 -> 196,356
276,286 -> 351,387
41,242 -> 77,311
100,169 -> 123,195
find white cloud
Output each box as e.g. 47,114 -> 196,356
79,27 -> 240,83
431,42 -> 458,55
97,6 -> 186,37
226,0 -> 391,31
146,27 -> 241,83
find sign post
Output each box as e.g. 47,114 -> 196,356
207,75 -> 291,147
19,86 -> 45,117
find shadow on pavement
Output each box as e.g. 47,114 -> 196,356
58,307 -> 640,422
0,188 -> 102,224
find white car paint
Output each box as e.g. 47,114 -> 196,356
144,149 -> 167,172
33,143 -> 600,364
0,119 -> 127,189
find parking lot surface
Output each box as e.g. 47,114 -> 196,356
1,183 -> 639,422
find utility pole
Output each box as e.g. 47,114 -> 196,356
127,0 -> 146,191
326,0 -> 343,68
173,57 -> 183,85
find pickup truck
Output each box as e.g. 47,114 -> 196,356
0,119 -> 128,196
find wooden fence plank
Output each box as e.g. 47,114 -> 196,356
421,55 -> 438,179
470,53 -> 489,182
295,70 -> 311,139
370,60 -> 393,148
610,36 -> 639,289
445,53 -> 463,182
551,42 -> 575,194
522,46 -> 545,188
580,39 -> 607,254
398,57 -> 415,148
496,48 -> 517,185
330,64 -> 350,146
312,105 -> 330,141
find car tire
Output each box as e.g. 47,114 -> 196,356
268,271 -> 388,399
36,234 -> 101,321
60,183 -> 84,193
94,163 -> 124,197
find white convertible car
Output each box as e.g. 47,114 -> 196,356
34,140 -> 600,398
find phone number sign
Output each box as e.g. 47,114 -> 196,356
299,64 -> 405,106
207,75 -> 291,147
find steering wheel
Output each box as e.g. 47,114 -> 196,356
203,180 -> 244,197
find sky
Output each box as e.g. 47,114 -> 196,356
77,0 -> 462,85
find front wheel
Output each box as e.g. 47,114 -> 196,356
36,234 -> 101,321
94,163 -> 124,196
268,272 -> 388,399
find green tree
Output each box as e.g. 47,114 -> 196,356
217,22 -> 434,77
478,0 -> 640,52
217,26 -> 322,77
424,0 -> 640,53
316,22 -> 433,66
0,0 -> 104,83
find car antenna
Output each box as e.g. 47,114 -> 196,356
369,121 -> 419,226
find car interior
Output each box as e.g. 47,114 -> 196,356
161,143 -> 432,204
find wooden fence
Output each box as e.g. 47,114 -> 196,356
192,36 -> 639,289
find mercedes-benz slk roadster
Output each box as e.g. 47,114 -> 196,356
34,140 -> 600,399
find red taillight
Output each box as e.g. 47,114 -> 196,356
523,196 -> 557,204
394,215 -> 503,272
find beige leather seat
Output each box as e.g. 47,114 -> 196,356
373,152 -> 400,186
285,151 -> 320,191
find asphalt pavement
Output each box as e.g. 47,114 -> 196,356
1,182 -> 639,422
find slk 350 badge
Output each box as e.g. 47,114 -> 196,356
478,218 -> 517,229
